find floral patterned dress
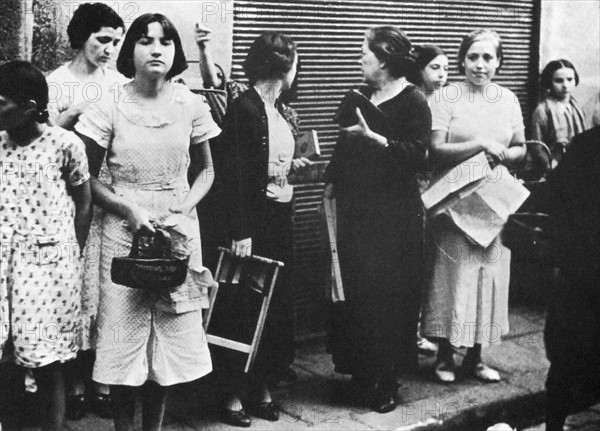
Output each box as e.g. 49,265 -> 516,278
0,126 -> 89,367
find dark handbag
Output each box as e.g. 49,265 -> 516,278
502,213 -> 558,266
111,228 -> 189,291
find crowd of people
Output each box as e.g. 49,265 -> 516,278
0,3 -> 598,431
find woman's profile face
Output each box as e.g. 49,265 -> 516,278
550,67 -> 576,101
282,53 -> 298,90
133,22 -> 175,79
421,54 -> 449,93
463,38 -> 500,86
82,26 -> 124,69
359,39 -> 383,85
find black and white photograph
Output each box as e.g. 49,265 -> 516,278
1,1 -> 599,430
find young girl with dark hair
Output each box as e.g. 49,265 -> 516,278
413,44 -> 449,101
75,13 -> 220,430
531,59 -> 588,168
1,60 -> 92,431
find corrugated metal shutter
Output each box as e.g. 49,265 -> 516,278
231,0 -> 540,339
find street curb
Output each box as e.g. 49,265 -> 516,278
416,391 -> 547,431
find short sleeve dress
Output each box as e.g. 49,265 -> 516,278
75,82 -> 221,386
46,63 -> 130,350
0,126 -> 89,367
421,81 -> 524,348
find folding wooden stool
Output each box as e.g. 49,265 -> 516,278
203,247 -> 284,373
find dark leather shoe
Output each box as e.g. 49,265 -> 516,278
221,408 -> 251,428
370,395 -> 397,414
88,392 -> 113,419
66,394 -> 86,421
249,402 -> 280,421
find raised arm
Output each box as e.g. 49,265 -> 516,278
195,24 -> 222,89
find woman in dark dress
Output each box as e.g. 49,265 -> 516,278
214,32 -> 311,427
324,26 -> 431,413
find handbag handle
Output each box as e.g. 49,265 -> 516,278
129,228 -> 172,259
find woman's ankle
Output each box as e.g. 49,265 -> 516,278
225,395 -> 244,411
437,340 -> 455,362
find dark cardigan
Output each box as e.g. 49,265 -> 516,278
217,86 -> 292,241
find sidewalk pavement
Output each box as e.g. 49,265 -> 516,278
8,304 -> 598,431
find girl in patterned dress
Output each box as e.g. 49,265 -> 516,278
0,61 -> 92,431
75,14 -> 220,431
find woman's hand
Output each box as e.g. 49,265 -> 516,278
483,140 -> 509,165
126,204 -> 156,235
56,101 -> 90,129
231,238 -> 252,258
342,108 -> 388,148
291,157 -> 314,173
65,101 -> 90,117
195,24 -> 212,49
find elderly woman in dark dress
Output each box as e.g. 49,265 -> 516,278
324,26 -> 431,413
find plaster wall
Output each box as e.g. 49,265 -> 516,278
539,0 -> 600,117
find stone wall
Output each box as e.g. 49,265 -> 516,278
0,0 -> 23,62
32,0 -> 72,72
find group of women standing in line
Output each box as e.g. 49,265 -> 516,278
1,2 -> 595,430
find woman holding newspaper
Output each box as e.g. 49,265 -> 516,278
324,26 -> 431,413
420,29 -> 526,384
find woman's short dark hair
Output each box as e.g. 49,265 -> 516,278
0,61 -> 49,123
365,26 -> 416,79
117,13 -> 188,80
457,29 -> 503,75
540,59 -> 580,93
67,3 -> 125,50
243,32 -> 297,86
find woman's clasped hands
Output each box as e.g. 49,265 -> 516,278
481,139 -> 509,165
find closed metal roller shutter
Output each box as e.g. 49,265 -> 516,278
231,0 -> 540,339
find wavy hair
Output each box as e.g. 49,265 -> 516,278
67,3 -> 125,50
243,32 -> 297,86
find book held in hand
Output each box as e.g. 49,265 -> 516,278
335,89 -> 392,137
294,129 -> 321,160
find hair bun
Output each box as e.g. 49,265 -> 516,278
404,49 -> 417,65
37,109 -> 50,124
